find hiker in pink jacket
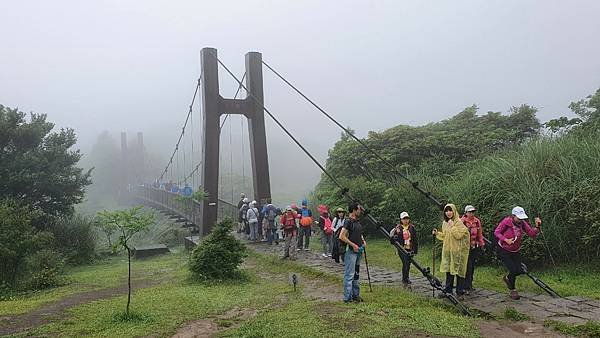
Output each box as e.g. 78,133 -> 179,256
494,206 -> 542,300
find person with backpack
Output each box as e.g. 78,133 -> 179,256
239,198 -> 249,235
280,206 -> 298,260
461,205 -> 485,294
318,205 -> 334,257
263,202 -> 279,245
338,202 -> 367,303
389,211 -> 418,286
331,207 -> 347,263
297,199 -> 313,251
432,204 -> 470,299
494,206 -> 541,300
247,200 -> 260,241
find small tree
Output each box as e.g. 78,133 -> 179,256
189,218 -> 246,281
96,206 -> 154,316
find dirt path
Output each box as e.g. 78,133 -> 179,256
0,279 -> 159,336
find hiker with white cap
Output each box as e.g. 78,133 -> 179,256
461,205 -> 485,294
494,206 -> 542,300
389,211 -> 419,285
247,200 -> 260,241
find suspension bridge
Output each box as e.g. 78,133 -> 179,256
117,48 -> 600,321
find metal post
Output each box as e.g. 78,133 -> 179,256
199,48 -> 221,236
246,52 -> 272,206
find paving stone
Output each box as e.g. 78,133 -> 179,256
236,233 -> 599,321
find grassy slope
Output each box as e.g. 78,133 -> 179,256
8,249 -> 481,338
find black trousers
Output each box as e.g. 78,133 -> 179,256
497,246 -> 524,290
397,249 -> 411,282
464,247 -> 481,290
444,273 -> 466,295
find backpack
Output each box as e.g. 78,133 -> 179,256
323,216 -> 333,235
267,208 -> 276,221
240,204 -> 249,220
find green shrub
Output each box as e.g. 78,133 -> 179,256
26,249 -> 65,290
189,218 -> 247,281
0,199 -> 33,288
50,214 -> 97,265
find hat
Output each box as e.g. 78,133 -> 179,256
243,197 -> 249,203
286,205 -> 292,211
464,205 -> 476,213
512,206 -> 528,220
301,198 -> 308,206
291,203 -> 297,209
240,193 -> 245,198
336,207 -> 345,213
400,211 -> 410,219
251,200 -> 257,205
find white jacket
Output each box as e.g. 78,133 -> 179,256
246,207 -> 259,223
332,217 -> 345,232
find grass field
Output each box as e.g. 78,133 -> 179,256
5,248 -> 483,338
362,238 -> 600,299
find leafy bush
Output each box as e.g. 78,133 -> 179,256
189,218 -> 247,281
26,249 -> 65,290
0,199 -> 33,287
50,214 -> 97,265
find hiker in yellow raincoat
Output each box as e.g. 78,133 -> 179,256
432,204 -> 470,299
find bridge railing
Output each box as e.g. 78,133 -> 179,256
132,186 -> 239,229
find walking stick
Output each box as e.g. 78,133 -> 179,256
432,234 -> 436,297
363,247 -> 373,292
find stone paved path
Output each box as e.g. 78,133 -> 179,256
238,235 -> 600,325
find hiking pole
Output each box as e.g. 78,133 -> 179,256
432,234 -> 436,297
363,247 -> 373,292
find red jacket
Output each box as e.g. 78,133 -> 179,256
461,215 -> 485,249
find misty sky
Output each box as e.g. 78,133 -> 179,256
2,0 -> 600,200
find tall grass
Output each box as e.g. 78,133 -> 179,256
442,131 -> 600,263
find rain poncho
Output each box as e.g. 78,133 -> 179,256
435,204 -> 470,277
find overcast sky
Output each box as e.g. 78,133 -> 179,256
2,0 -> 600,199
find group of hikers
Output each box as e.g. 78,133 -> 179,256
152,179 -> 193,197
237,193 -> 542,303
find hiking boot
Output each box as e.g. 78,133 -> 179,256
304,248 -> 310,251
510,290 -> 520,300
503,275 -> 511,289
296,248 -> 301,251
280,255 -> 289,260
352,296 -> 364,303
343,299 -> 353,304
402,279 -> 412,285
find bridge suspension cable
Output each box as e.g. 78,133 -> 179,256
213,54 -> 471,317
260,60 -> 444,208
157,77 -> 202,183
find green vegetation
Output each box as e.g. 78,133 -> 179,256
10,248 -> 480,338
313,88 -> 600,264
189,219 -> 247,281
362,238 -> 600,299
545,319 -> 600,338
502,307 -> 531,321
0,252 -> 184,316
96,206 -> 155,315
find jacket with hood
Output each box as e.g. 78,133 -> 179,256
435,204 -> 470,277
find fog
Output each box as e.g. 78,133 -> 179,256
2,0 -> 600,203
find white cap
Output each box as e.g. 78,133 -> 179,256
251,200 -> 257,205
243,197 -> 249,203
400,211 -> 410,219
512,206 -> 528,220
464,205 -> 476,213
